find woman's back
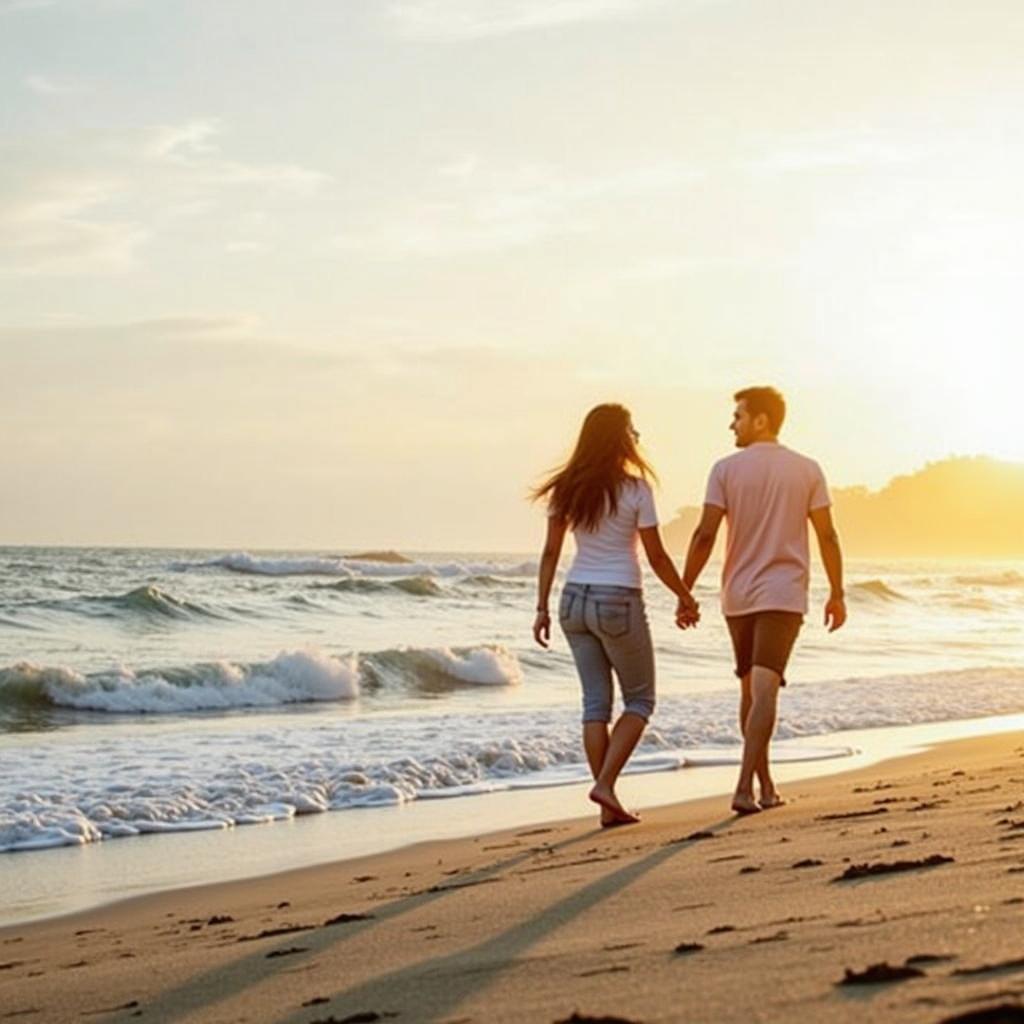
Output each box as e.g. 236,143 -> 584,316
564,478 -> 658,589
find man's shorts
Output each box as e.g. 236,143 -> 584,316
725,611 -> 804,686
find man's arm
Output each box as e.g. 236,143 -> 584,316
683,504 -> 725,591
809,506 -> 846,632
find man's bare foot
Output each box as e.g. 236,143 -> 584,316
759,792 -> 786,810
590,783 -> 641,825
731,793 -> 762,815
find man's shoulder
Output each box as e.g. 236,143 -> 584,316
714,445 -> 825,478
710,451 -> 743,474
778,446 -> 824,474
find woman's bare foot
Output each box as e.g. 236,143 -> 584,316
759,792 -> 786,810
600,811 -> 635,829
590,783 -> 641,825
731,792 -> 762,815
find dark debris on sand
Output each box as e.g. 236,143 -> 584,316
265,946 -> 308,959
554,1014 -> 646,1024
838,962 -> 925,985
817,808 -> 889,821
937,1006 -> 1024,1023
833,854 -> 954,881
323,913 -> 374,927
952,957 -> 1024,977
792,858 -> 824,868
668,830 -> 716,844
236,924 -> 315,942
311,1013 -> 398,1024
673,942 -> 705,955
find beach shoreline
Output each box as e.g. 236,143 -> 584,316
3,726 -> 1024,1022
4,712 -> 1024,930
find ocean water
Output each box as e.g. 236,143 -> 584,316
2,547 -> 1024,864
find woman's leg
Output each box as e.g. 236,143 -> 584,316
560,589 -> 621,823
588,592 -> 654,822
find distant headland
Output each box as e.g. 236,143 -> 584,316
662,456 -> 1024,558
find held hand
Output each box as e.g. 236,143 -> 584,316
675,593 -> 701,630
533,610 -> 552,648
824,595 -> 847,632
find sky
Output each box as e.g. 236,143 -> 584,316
2,0 -> 1023,550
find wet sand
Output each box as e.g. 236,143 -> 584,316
2,730 -> 1023,1023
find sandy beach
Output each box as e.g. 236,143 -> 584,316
2,730 -> 1023,1024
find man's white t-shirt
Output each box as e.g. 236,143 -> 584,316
705,443 -> 831,616
559,478 -> 658,589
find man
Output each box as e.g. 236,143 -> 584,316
681,386 -> 846,814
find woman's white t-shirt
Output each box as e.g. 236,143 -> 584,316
558,478 -> 659,589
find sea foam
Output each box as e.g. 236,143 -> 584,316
172,551 -> 535,579
0,644 -> 521,714
5,665 -> 1024,854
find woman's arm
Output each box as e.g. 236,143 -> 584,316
533,516 -> 567,648
639,526 -> 700,626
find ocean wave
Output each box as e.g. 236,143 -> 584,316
314,576 -> 443,597
0,615 -> 40,631
100,585 -> 222,619
953,570 -> 1024,588
455,574 -> 530,591
172,551 -> 535,579
362,646 -> 523,690
23,585 -> 223,623
0,644 -> 521,714
850,579 -> 908,602
0,651 -> 360,713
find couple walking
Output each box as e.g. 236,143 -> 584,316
532,386 -> 846,825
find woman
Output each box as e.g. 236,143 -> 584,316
532,404 -> 699,827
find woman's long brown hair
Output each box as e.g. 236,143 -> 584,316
532,404 -> 657,531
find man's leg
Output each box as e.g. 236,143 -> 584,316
737,675 -> 774,802
738,672 -> 752,734
733,665 -> 782,813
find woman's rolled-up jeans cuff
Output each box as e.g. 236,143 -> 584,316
581,694 -> 654,725
622,697 -> 655,721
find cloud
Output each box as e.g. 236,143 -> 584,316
145,118 -> 331,193
0,0 -> 56,13
23,74 -> 85,96
146,118 -> 220,161
0,177 -> 147,276
388,0 -> 667,40
224,240 -> 268,254
336,158 -> 701,255
749,133 -> 935,174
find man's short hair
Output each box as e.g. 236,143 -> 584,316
734,386 -> 786,434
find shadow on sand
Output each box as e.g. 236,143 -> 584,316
125,816 -> 737,1024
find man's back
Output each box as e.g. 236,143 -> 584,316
705,442 -> 830,616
